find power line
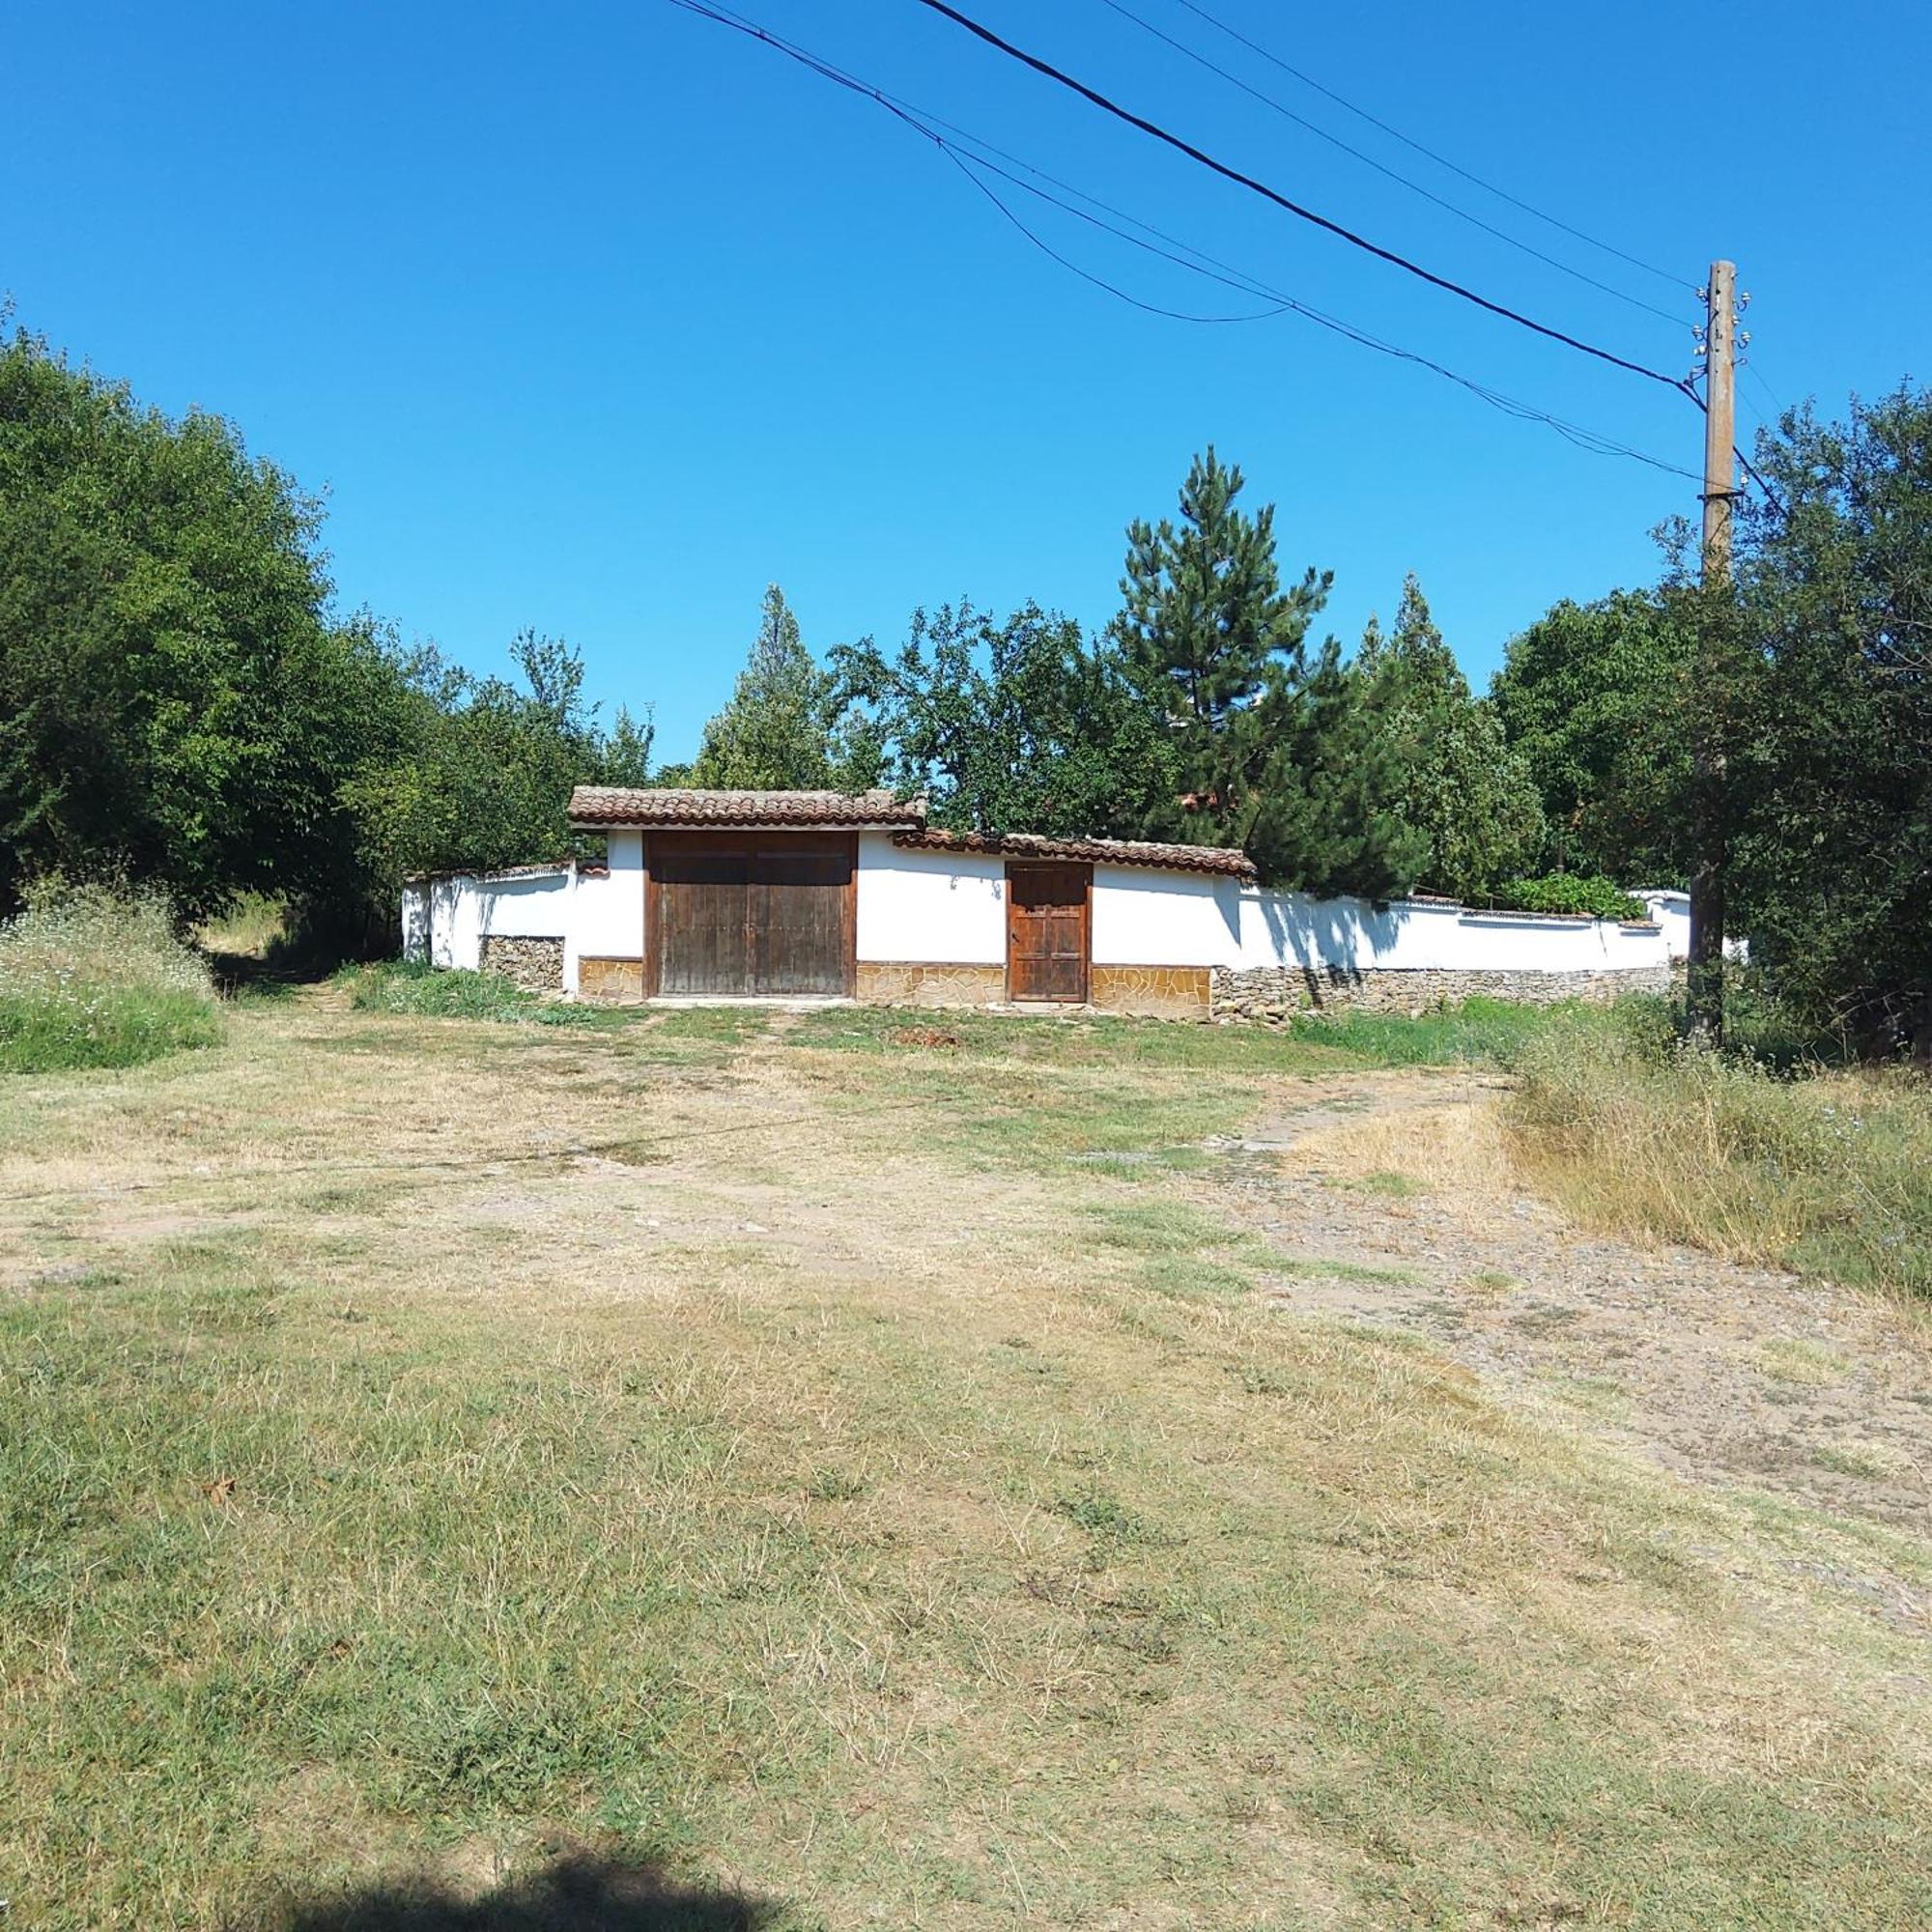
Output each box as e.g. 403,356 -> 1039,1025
668,0 -> 1698,480
946,146 -> 1701,478
1743,360 -> 1787,421
1168,0 -> 1690,293
910,0 -> 1696,396
867,86 -> 1697,478
1093,0 -> 1691,329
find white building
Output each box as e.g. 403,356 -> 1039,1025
400,788 -> 1674,1020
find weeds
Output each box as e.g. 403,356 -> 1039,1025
0,878 -> 221,1072
337,960 -> 621,1028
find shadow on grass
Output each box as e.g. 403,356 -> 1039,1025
265,1854 -> 780,1932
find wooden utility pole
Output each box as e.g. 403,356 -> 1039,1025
1687,258 -> 1737,1038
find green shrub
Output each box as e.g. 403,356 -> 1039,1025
0,880 -> 221,1072
1487,875 -> 1646,923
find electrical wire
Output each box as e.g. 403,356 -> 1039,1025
948,145 -> 1703,478
1093,0 -> 1691,329
1168,0 -> 1690,292
910,0 -> 1697,395
667,0 -> 1702,480
1744,361 -> 1788,422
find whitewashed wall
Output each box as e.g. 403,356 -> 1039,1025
400,868 -> 573,972
406,838 -> 1672,989
855,833 -> 1006,963
1090,870 -> 1668,975
1092,866 -> 1243,966
1231,890 -> 1668,974
1635,889 -> 1690,961
1632,887 -> 1747,965
566,831 -> 645,991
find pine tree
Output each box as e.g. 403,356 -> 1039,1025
1112,448 -> 1329,842
1361,575 -> 1544,899
691,586 -> 838,789
1110,448 -> 1421,896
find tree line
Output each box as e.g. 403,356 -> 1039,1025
2,327 -> 1924,1048
670,449 -> 1691,914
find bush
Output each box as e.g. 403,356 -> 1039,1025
1507,1014 -> 1932,1299
1487,875 -> 1645,923
0,880 -> 222,1072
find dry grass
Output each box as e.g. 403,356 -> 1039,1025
2,999 -> 1929,1928
1505,1018 -> 1932,1299
1300,1094 -> 1518,1226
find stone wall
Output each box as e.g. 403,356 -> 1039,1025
1211,961 -> 1675,1022
857,961 -> 1007,1007
1090,964 -> 1210,1020
579,955 -> 645,1003
477,934 -> 563,992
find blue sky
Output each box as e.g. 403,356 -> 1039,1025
8,1 -> 1926,759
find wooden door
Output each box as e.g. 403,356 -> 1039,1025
649,834 -> 855,997
652,840 -> 750,996
749,840 -> 853,996
1006,862 -> 1091,1003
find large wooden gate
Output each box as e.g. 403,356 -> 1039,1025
1006,862 -> 1091,1003
649,833 -> 855,997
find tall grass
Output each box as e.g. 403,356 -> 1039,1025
0,880 -> 222,1072
1507,1012 -> 1932,1298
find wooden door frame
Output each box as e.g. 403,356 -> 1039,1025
643,831 -> 859,999
1004,860 -> 1093,1003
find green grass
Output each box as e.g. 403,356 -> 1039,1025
0,984 -> 222,1072
338,959 -> 641,1029
0,879 -> 222,1072
1288,994 -> 1625,1068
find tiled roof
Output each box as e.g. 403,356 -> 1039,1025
895,828 -> 1257,879
568,787 -> 925,830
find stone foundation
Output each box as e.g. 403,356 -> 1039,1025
1211,962 -> 1675,1022
1090,964 -> 1211,1019
578,955 -> 645,1003
478,934 -> 563,992
857,961 -> 1008,1007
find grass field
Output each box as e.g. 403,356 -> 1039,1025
3,992 -> 1929,1929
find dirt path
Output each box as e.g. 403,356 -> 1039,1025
1193,1069 -> 1932,1542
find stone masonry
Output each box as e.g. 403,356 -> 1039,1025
1211,961 -> 1674,1022
856,962 -> 1007,1007
477,934 -> 564,992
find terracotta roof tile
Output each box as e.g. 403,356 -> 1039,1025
568,786 -> 924,830
894,827 -> 1257,879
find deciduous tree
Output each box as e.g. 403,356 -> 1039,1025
833,601 -> 1176,836
1489,589 -> 1693,882
1728,386 -> 1932,1051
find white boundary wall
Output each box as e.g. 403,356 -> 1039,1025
859,839 -> 1669,976
407,834 -> 1672,988
400,867 -> 574,972
856,835 -> 1006,964
569,832 -> 645,990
